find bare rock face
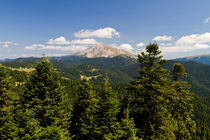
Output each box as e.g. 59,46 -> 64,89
74,43 -> 135,58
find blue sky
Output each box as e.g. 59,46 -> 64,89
1,0 -> 210,59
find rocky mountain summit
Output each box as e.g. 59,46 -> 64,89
74,43 -> 135,58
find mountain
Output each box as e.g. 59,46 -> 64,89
2,55 -> 137,83
2,54 -> 210,96
74,43 -> 135,58
165,61 -> 210,96
2,45 -> 210,96
3,51 -> 210,137
175,54 -> 210,65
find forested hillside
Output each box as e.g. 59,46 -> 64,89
1,43 -> 210,139
4,54 -> 210,96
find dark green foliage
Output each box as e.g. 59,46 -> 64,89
194,95 -> 210,139
172,63 -> 187,81
96,76 -> 121,139
165,60 -> 210,97
19,58 -> 70,139
119,95 -> 138,140
3,56 -> 136,83
22,58 -> 63,126
70,78 -> 98,140
0,64 -> 18,139
1,48 -> 210,139
131,43 -> 177,139
170,63 -> 196,139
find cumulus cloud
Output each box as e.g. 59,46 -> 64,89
47,36 -> 97,45
74,27 -> 120,38
70,39 -> 97,44
160,32 -> 210,53
0,41 -> 18,47
25,36 -> 99,54
153,35 -> 173,41
47,36 -> 70,44
136,42 -> 144,47
119,44 -> 133,52
204,17 -> 210,24
160,43 -> 172,46
111,43 -> 134,52
25,44 -> 88,52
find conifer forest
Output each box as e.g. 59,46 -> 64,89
1,43 -> 209,140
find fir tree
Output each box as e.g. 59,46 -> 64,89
171,63 -> 196,139
70,78 -> 98,140
131,43 -> 177,139
0,64 -> 18,139
119,94 -> 139,140
96,76 -> 121,140
20,57 -> 70,139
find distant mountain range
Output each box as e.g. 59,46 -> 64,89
2,45 -> 210,135
2,45 -> 210,96
175,54 -> 210,65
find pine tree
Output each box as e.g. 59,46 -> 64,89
131,43 -> 177,139
96,76 -> 121,140
20,57 -> 70,139
70,78 -> 98,140
0,64 -> 18,139
171,63 -> 196,139
119,94 -> 139,140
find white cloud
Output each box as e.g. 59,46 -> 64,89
204,17 -> 210,24
0,41 -> 18,47
111,43 -> 134,52
136,42 -> 144,47
25,36 -> 98,54
119,44 -> 133,52
47,36 -> 97,45
74,27 -> 120,38
160,32 -> 210,53
70,39 -> 97,45
160,43 -> 172,46
153,35 -> 173,41
47,36 -> 70,44
25,44 -> 88,52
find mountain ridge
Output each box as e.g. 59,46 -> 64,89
175,53 -> 210,65
74,43 -> 136,58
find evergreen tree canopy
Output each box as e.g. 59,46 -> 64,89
171,63 -> 196,139
0,64 -> 17,139
132,43 -> 177,139
70,78 -> 98,140
96,76 -> 121,139
172,63 -> 187,81
22,58 -> 63,126
19,58 -> 70,139
119,94 -> 139,140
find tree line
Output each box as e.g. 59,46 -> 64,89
0,43 -> 202,139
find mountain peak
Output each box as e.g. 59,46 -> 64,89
74,43 -> 135,58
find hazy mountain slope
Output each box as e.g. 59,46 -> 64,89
2,56 -> 137,83
2,55 -> 210,96
165,61 -> 210,96
175,54 -> 210,65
